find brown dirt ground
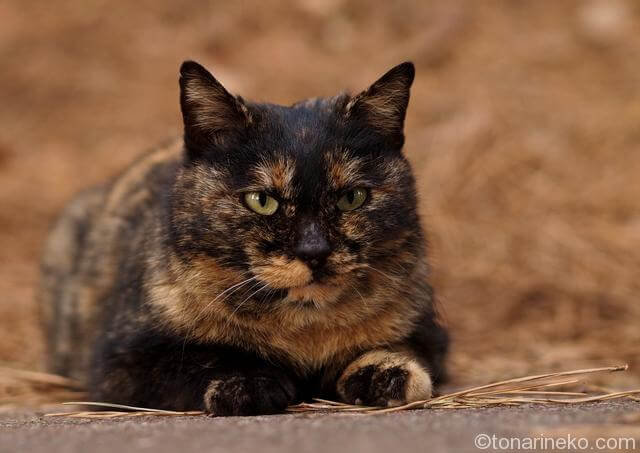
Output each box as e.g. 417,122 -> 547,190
0,0 -> 639,404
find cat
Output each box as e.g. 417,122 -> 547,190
39,60 -> 449,415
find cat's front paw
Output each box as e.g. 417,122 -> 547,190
204,372 -> 297,416
336,350 -> 432,407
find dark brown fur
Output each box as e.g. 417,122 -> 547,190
39,61 -> 448,415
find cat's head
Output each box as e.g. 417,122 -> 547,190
170,61 -> 425,322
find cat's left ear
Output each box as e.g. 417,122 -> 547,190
344,62 -> 415,146
179,60 -> 251,148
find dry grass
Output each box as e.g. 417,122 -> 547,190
19,364 -> 636,418
45,402 -> 204,418
288,366 -> 640,414
0,365 -> 84,408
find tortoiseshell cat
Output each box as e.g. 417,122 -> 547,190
39,60 -> 448,415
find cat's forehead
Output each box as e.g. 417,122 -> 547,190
289,95 -> 347,113
244,97 -> 359,194
232,95 -> 401,201
249,148 -> 362,199
261,96 -> 345,135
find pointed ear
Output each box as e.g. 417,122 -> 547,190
345,62 -> 415,145
179,60 -> 251,148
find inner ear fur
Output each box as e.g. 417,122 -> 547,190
345,62 -> 415,142
179,60 -> 251,147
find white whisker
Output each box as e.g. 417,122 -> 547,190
223,282 -> 270,330
361,264 -> 397,283
350,282 -> 368,310
192,275 -> 258,323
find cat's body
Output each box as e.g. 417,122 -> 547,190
39,61 -> 449,415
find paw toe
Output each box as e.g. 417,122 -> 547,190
204,374 -> 295,416
337,351 -> 433,407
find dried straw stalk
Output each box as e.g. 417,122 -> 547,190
39,364 -> 639,418
0,365 -> 85,406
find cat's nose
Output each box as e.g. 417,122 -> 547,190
295,221 -> 331,268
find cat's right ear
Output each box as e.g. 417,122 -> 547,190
179,61 -> 251,148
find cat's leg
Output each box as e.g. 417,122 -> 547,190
336,306 -> 448,407
335,306 -> 449,407
335,348 -> 433,407
90,333 -> 300,416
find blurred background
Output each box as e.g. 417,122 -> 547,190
0,0 -> 638,393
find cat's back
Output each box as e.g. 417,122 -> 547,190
39,138 -> 183,380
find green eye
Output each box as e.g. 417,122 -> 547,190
244,191 -> 279,215
337,188 -> 367,211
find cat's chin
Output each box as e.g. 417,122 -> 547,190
284,281 -> 343,307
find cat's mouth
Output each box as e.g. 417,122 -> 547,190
284,279 -> 344,306
250,257 -> 348,306
251,258 -> 312,289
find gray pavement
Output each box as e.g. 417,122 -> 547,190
1,401 -> 639,453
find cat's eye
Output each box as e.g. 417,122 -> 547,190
337,188 -> 367,211
244,191 -> 279,215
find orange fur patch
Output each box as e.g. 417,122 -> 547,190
252,257 -> 312,289
325,151 -> 363,190
252,157 -> 295,198
286,282 -> 343,305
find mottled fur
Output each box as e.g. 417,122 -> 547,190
39,61 -> 449,415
